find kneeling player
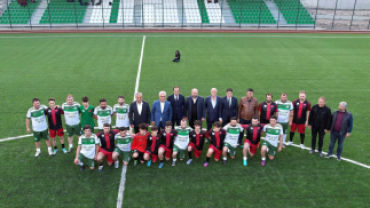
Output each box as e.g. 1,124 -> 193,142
241,116 -> 264,166
260,115 -> 283,167
144,126 -> 161,167
187,120 -> 205,165
96,123 -> 120,171
131,123 -> 149,166
113,127 -> 134,168
172,119 -> 192,166
222,117 -> 244,165
74,125 -> 100,171
204,121 -> 226,167
158,121 -> 177,168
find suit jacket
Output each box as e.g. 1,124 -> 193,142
205,96 -> 222,121
167,94 -> 187,120
186,96 -> 205,121
151,100 -> 173,125
220,96 -> 238,121
129,101 -> 151,127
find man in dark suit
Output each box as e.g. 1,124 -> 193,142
167,86 -> 187,128
129,92 -> 151,133
186,88 -> 205,129
220,88 -> 238,127
205,88 -> 222,131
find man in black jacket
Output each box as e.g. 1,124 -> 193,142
308,97 -> 331,156
129,92 -> 151,133
167,86 -> 187,127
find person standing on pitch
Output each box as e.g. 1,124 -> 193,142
220,88 -> 238,128
259,93 -> 278,125
287,91 -> 311,149
308,97 -> 331,157
129,92 -> 151,133
45,98 -> 66,154
113,95 -> 130,128
205,88 -> 222,131
61,94 -> 81,153
238,88 -> 258,147
93,98 -> 113,130
326,102 -> 353,161
167,86 -> 187,128
186,88 -> 205,129
80,96 -> 95,133
26,98 -> 53,157
151,91 -> 172,131
275,93 -> 293,147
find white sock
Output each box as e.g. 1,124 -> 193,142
36,148 -> 40,152
69,144 -> 73,148
243,157 -> 247,160
48,147 -> 52,152
262,157 -> 266,161
223,157 -> 227,160
173,159 -> 177,162
78,162 -> 84,166
283,134 -> 287,143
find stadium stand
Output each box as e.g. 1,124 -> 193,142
89,1 -> 112,24
142,0 -> 179,24
184,0 -> 201,24
228,0 -> 276,24
197,0 -> 209,23
203,0 -> 224,24
274,0 -> 314,24
39,0 -> 87,24
0,0 -> 40,24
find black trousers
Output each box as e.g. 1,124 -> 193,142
221,116 -> 230,128
173,58 -> 180,62
172,118 -> 181,128
134,126 -> 140,134
311,126 -> 325,152
206,120 -> 218,131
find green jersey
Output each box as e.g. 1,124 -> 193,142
275,99 -> 293,123
26,105 -> 48,132
62,102 -> 81,126
174,126 -> 192,150
79,105 -> 95,129
263,124 -> 283,147
115,133 -> 133,152
78,134 -> 100,159
223,123 -> 244,148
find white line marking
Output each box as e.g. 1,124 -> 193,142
133,35 -> 146,99
0,134 -> 33,142
117,35 -> 146,208
116,166 -> 127,208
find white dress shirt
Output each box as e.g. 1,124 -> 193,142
160,102 -> 165,113
136,102 -> 143,115
211,97 -> 217,109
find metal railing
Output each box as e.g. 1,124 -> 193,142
0,0 -> 369,30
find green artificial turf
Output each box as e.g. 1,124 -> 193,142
0,33 -> 369,207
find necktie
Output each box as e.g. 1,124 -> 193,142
229,98 -> 231,107
175,96 -> 178,101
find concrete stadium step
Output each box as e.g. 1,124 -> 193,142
265,0 -> 287,24
30,0 -> 48,24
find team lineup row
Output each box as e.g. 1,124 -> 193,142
25,88 -> 353,170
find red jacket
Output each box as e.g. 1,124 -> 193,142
131,133 -> 149,152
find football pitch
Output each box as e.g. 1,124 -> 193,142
1,33 -> 370,207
